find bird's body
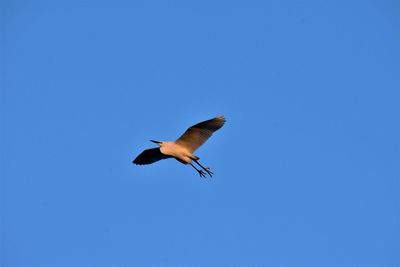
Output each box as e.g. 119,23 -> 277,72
133,115 -> 225,177
158,142 -> 197,164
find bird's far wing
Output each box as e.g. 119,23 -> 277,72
175,115 -> 226,152
133,148 -> 171,165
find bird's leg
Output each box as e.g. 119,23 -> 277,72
190,163 -> 206,178
194,160 -> 213,177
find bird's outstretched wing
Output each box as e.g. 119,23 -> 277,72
175,115 -> 225,152
133,148 -> 171,165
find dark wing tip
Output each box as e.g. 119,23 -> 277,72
132,148 -> 171,165
216,114 -> 225,120
132,157 -> 141,165
215,115 -> 226,124
203,115 -> 226,131
132,155 -> 142,165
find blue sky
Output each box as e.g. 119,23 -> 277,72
1,1 -> 399,266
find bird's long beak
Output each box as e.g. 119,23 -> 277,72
150,140 -> 161,144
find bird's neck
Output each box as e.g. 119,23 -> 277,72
159,141 -> 174,147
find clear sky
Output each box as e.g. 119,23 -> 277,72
1,1 -> 400,266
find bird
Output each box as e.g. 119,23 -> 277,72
132,115 -> 226,177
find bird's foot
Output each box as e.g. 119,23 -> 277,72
204,167 -> 213,177
198,170 -> 207,178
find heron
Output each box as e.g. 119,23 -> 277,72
132,115 -> 226,177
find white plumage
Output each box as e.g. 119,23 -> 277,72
133,115 -> 226,177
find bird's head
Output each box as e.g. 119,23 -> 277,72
150,140 -> 163,147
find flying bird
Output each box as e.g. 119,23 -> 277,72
133,115 -> 226,177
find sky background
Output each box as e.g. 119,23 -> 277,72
1,0 -> 400,266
